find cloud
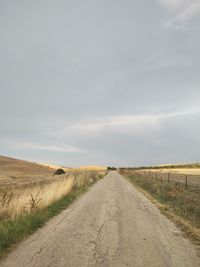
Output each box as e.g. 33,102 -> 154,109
160,0 -> 196,11
0,0 -> 200,166
165,2 -> 200,28
68,110 -> 199,134
159,0 -> 200,29
9,142 -> 81,153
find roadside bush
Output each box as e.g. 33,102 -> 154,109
53,168 -> 65,176
107,167 -> 117,170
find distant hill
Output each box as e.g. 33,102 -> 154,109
156,163 -> 200,167
78,165 -> 106,171
0,155 -> 55,186
0,155 -> 56,173
0,155 -> 106,187
40,163 -> 71,172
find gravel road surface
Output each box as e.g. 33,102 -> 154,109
1,171 -> 199,267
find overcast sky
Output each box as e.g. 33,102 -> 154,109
0,0 -> 200,167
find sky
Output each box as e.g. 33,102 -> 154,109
0,0 -> 200,167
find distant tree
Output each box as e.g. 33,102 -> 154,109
107,167 -> 117,171
53,168 -> 65,176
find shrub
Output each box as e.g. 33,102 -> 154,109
107,167 -> 117,170
53,168 -> 65,176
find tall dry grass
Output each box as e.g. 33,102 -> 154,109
0,170 -> 105,220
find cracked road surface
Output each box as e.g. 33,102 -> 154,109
1,171 -> 200,267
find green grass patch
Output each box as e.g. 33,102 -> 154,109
0,186 -> 87,259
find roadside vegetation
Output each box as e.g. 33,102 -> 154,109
107,167 -> 117,170
120,169 -> 200,242
119,163 -> 200,170
53,168 -> 66,176
0,170 -> 106,258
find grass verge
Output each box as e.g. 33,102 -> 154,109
0,182 -> 94,259
120,170 -> 200,244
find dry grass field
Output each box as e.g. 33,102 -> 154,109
120,164 -> 200,190
0,171 -> 104,220
0,155 -> 106,257
140,169 -> 200,190
78,165 -> 107,171
0,176 -> 74,219
0,155 -> 106,220
144,168 -> 200,175
120,169 -> 200,241
0,155 -> 55,188
40,163 -> 71,172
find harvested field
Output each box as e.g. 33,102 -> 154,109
139,169 -> 200,193
145,168 -> 200,175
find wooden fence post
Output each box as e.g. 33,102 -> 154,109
168,173 -> 170,183
185,175 -> 188,189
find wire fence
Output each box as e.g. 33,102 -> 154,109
127,170 -> 200,194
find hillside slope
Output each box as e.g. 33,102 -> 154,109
0,155 -> 54,186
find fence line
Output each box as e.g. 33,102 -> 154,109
125,169 -> 200,193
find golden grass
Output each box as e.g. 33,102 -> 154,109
0,155 -> 106,220
0,155 -> 54,187
40,163 -> 71,172
0,176 -> 73,219
144,168 -> 200,175
78,165 -> 107,171
0,170 -> 105,220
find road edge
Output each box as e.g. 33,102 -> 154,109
0,174 -> 106,260
121,173 -> 200,256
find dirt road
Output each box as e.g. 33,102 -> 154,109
1,171 -> 199,267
